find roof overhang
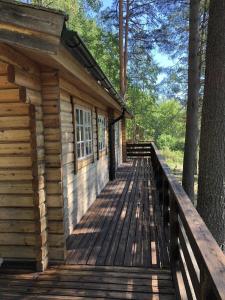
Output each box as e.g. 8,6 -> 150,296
0,0 -> 132,118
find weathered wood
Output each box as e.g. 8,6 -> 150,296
0,264 -> 175,300
0,43 -> 40,75
8,65 -> 41,91
0,1 -> 65,37
150,142 -> 225,300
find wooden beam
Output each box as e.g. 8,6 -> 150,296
0,0 -> 65,36
0,43 -> 40,75
8,65 -> 41,91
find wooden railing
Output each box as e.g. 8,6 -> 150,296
150,142 -> 225,300
126,142 -> 151,158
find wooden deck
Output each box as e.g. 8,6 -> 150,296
0,158 -> 175,299
0,265 -> 175,299
66,158 -> 169,267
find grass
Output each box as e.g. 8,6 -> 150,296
160,148 -> 183,182
160,147 -> 198,204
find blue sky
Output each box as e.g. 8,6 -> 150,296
101,0 -> 174,73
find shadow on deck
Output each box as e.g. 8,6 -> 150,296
1,143 -> 225,299
66,158 -> 169,268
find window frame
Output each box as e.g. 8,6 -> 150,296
75,106 -> 93,160
98,114 -> 106,152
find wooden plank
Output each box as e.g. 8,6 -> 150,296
0,88 -> 21,102
150,142 -> 225,299
0,103 -> 29,116
0,129 -> 30,142
0,116 -> 30,128
0,43 -> 40,75
8,65 -> 41,91
0,1 -> 65,37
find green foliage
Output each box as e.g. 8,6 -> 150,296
127,99 -> 185,152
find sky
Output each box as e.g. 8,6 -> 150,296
101,0 -> 174,72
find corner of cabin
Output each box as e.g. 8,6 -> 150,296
0,0 -> 128,270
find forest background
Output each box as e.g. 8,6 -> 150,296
27,0 -> 198,177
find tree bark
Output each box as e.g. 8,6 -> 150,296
182,0 -> 200,202
124,0 -> 129,94
119,0 -> 125,97
197,0 -> 225,247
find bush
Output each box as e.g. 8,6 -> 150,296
157,134 -> 184,151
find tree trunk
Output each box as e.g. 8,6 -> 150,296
119,0 -> 125,97
197,0 -> 225,247
124,0 -> 129,94
182,0 -> 200,202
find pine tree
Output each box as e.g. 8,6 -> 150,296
197,0 -> 225,248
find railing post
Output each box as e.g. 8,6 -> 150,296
162,180 -> 170,236
200,266 -> 215,300
169,193 -> 179,268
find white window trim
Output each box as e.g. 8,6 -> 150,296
75,106 -> 93,160
98,114 -> 106,151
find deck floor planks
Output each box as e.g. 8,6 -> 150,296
66,158 -> 169,267
0,265 -> 175,300
0,158 -> 174,299
96,160 -> 137,265
113,159 -> 140,266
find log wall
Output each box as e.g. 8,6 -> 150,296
59,78 -> 109,240
0,44 -> 123,267
41,69 -> 65,262
0,52 -> 48,271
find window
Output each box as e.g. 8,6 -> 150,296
98,115 -> 106,151
115,122 -> 120,146
76,108 -> 93,159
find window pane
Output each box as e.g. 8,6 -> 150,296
76,109 -> 79,124
81,142 -> 84,156
76,127 -> 80,142
80,110 -> 83,125
77,143 -> 81,158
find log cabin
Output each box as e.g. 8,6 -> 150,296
0,0 -> 131,271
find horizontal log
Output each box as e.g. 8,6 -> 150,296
48,234 -> 64,247
0,220 -> 36,233
46,169 -> 61,181
0,195 -> 33,207
0,245 -> 36,258
0,233 -> 36,246
0,43 -> 40,75
0,208 -> 34,220
43,115 -> 60,128
0,75 -> 17,89
48,221 -> 64,234
46,182 -> 62,194
44,129 -> 61,142
45,142 -> 61,154
0,143 -> 31,155
0,169 -> 32,181
0,88 -> 21,103
23,88 -> 42,105
46,154 -> 61,167
0,156 -> 32,168
0,116 -> 30,128
0,129 -> 31,142
42,87 -> 59,100
8,65 -> 41,91
0,103 -> 29,116
48,208 -> 63,221
47,195 -> 63,208
43,104 -> 58,114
